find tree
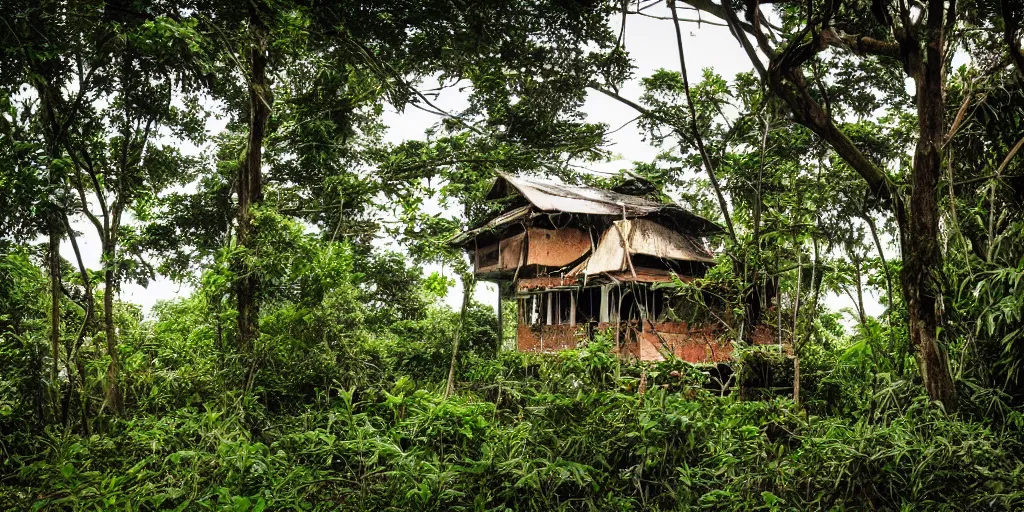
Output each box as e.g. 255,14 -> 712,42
2,0 -> 211,414
706,0 -> 967,408
2,0 -> 114,419
576,0 -> 1024,409
164,0 -> 631,357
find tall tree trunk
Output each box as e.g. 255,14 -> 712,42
41,229 -> 61,425
790,172 -> 803,407
236,3 -> 272,351
854,256 -> 868,330
791,241 -> 802,407
792,354 -> 800,408
898,0 -> 956,409
744,118 -> 770,341
811,236 -> 821,319
62,213 -> 93,430
47,230 -> 61,393
102,241 -> 123,414
864,213 -> 902,374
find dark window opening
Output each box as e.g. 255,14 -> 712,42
518,290 -> 576,326
555,291 -> 573,324
629,255 -> 710,278
575,287 -> 601,323
478,244 -> 499,267
517,282 -> 721,330
605,283 -> 671,324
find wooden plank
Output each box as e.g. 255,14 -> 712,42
525,227 -> 591,267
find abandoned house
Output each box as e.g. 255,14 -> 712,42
450,172 -> 733,363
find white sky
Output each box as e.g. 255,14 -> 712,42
61,8 -> 884,324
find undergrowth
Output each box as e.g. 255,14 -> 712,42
3,339 -> 1023,511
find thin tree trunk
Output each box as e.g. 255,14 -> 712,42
236,1 -> 272,352
854,257 -> 868,330
792,354 -> 800,408
789,168 -> 804,406
47,230 -> 61,412
445,276 -> 475,399
984,135 -> 1024,263
800,232 -> 819,408
743,117 -> 770,342
215,299 -> 225,367
864,215 -> 894,317
102,242 -> 123,414
776,192 -> 783,351
777,271 -> 783,349
62,213 -> 93,428
792,240 -> 802,407
986,179 -> 998,263
864,213 -> 902,374
811,236 -> 821,318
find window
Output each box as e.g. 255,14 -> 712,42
519,290 -> 576,326
477,243 -> 499,268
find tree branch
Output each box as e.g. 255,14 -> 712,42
69,173 -> 104,236
1001,0 -> 1024,77
719,1 -> 768,79
819,28 -> 901,58
729,0 -> 899,208
670,0 -> 737,244
678,0 -> 756,35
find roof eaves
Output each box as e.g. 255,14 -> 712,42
448,204 -> 532,247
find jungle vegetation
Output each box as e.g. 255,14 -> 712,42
1,0 -> 1024,510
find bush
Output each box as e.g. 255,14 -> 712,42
7,375 -> 1024,511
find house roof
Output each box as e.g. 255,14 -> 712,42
487,173 -> 660,214
449,173 -> 722,247
582,218 -> 715,276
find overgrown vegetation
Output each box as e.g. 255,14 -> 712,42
3,0 -> 1024,510
4,324 -> 1024,510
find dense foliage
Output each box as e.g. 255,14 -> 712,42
2,0 -> 1024,509
3,328 -> 1024,510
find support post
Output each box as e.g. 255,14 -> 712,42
496,282 -> 503,358
599,285 -> 610,323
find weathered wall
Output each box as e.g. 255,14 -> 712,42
750,324 -> 777,346
499,232 -> 525,270
524,227 -> 592,268
517,324 -> 579,353
517,319 -> 731,363
474,227 -> 591,275
475,232 -> 525,274
594,321 -> 730,363
637,322 -> 732,363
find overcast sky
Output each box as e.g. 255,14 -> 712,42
63,7 -> 884,324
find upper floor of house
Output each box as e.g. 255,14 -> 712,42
450,172 -> 722,286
